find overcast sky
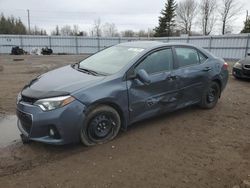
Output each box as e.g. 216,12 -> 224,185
0,0 -> 250,35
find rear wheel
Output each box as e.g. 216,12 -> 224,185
80,105 -> 121,146
200,82 -> 221,109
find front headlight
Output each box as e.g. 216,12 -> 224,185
34,96 -> 75,111
16,92 -> 22,104
234,62 -> 242,69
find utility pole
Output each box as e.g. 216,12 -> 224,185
27,9 -> 31,34
246,10 -> 249,22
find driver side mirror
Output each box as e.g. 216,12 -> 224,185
136,69 -> 151,85
248,52 -> 250,56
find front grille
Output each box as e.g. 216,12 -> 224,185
17,110 -> 32,134
21,95 -> 37,104
243,69 -> 250,76
244,64 -> 250,69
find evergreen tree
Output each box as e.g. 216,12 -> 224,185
0,14 -> 7,34
154,0 -> 177,37
0,14 -> 27,34
15,18 -> 27,34
241,18 -> 250,33
55,25 -> 60,35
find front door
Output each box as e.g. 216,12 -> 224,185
126,48 -> 180,123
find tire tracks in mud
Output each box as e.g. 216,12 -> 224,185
0,143 -> 86,177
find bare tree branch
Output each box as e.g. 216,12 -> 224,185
60,25 -> 72,36
219,0 -> 243,35
176,0 -> 198,35
102,23 -> 119,37
90,18 -> 102,37
200,0 -> 217,35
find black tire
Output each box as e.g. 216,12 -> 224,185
200,82 -> 221,109
20,134 -> 31,144
80,105 -> 121,146
233,75 -> 240,80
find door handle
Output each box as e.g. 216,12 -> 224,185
202,67 -> 212,72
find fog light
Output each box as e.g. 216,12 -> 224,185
48,126 -> 61,139
49,128 -> 55,137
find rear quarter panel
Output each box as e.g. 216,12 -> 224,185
210,58 -> 229,91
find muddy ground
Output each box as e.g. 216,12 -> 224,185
0,55 -> 250,188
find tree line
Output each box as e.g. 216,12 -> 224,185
0,14 -> 26,34
154,0 -> 250,37
0,0 -> 250,37
0,14 -> 47,35
0,13 -> 154,37
50,21 -> 155,38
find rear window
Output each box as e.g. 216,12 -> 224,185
175,47 -> 200,68
198,52 -> 208,63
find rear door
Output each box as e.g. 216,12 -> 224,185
173,46 -> 210,107
126,47 -> 180,123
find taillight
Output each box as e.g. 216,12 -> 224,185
223,62 -> 229,69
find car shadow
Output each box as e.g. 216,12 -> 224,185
0,104 -> 201,177
122,105 -> 200,135
233,77 -> 250,82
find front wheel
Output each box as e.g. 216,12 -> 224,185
233,75 -> 240,80
200,82 -> 221,109
20,134 -> 31,144
80,105 -> 121,146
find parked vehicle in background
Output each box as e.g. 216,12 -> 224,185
16,41 -> 229,146
233,53 -> 250,79
11,46 -> 26,55
30,47 -> 53,55
41,47 -> 53,55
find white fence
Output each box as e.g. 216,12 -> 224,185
1,34 -> 250,59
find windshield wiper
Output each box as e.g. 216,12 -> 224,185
78,67 -> 99,76
72,62 -> 108,76
79,66 -> 108,76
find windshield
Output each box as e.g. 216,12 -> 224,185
79,46 -> 144,75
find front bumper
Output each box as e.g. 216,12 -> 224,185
232,67 -> 250,79
16,100 -> 86,145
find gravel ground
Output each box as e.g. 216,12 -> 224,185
0,55 -> 250,188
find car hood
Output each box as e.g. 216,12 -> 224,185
240,56 -> 250,65
21,65 -> 105,99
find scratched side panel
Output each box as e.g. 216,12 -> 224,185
127,72 -> 180,124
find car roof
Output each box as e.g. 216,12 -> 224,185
118,41 -> 163,49
118,41 -> 198,50
117,41 -> 215,58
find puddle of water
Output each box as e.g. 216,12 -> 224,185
0,115 -> 20,147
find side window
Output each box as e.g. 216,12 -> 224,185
198,52 -> 208,63
175,47 -> 200,68
135,48 -> 173,75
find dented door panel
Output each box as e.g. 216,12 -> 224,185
127,71 -> 180,123
174,65 -> 209,106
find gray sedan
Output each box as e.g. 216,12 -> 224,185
16,41 -> 229,146
233,53 -> 250,79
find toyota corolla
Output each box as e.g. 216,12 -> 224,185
232,53 -> 250,79
16,41 -> 229,146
